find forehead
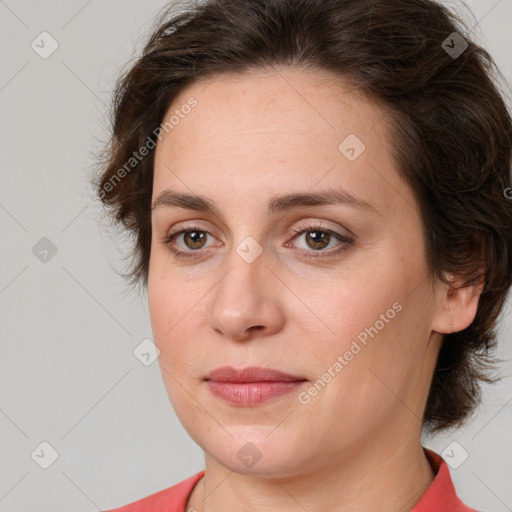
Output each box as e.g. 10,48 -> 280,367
152,66 -> 410,217
158,66 -> 387,147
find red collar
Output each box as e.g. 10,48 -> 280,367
105,448 -> 476,511
411,448 -> 476,511
179,449 -> 476,512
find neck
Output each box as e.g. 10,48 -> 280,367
186,426 -> 435,512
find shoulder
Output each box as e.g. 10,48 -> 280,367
104,471 -> 205,512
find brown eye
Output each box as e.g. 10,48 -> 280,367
182,230 -> 208,250
161,227 -> 217,257
303,230 -> 332,250
286,221 -> 354,260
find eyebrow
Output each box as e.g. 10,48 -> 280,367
151,188 -> 377,216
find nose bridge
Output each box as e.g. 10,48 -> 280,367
219,211 -> 269,286
208,232 -> 284,339
215,234 -> 268,312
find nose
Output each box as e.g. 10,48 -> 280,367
208,245 -> 286,342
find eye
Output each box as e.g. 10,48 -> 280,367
285,220 -> 354,259
172,229 -> 209,250
160,225 -> 220,260
159,220 -> 354,261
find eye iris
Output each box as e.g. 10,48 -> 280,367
184,230 -> 206,249
305,230 -> 330,250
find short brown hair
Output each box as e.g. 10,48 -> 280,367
93,0 -> 512,432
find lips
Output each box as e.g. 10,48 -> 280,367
205,366 -> 305,383
204,366 -> 307,406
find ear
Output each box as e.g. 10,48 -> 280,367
431,270 -> 485,334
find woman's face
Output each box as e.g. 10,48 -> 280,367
148,67 -> 446,476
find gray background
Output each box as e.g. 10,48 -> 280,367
0,1 -> 511,511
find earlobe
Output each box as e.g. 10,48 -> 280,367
432,272 -> 485,334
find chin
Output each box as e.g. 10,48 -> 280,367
200,427 -> 312,477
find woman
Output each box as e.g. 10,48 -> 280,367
94,0 -> 512,510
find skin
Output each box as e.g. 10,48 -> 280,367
147,66 -> 481,512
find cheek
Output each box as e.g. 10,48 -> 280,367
291,266 -> 402,354
292,260 -> 428,405
147,269 -> 207,423
147,255 -> 215,382
148,246 -> 195,330
148,254 -> 193,362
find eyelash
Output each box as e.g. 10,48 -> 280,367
160,221 -> 354,261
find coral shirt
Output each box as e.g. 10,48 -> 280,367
105,448 -> 477,511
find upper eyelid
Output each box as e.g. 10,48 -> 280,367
167,218 -> 350,237
288,219 -> 351,237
